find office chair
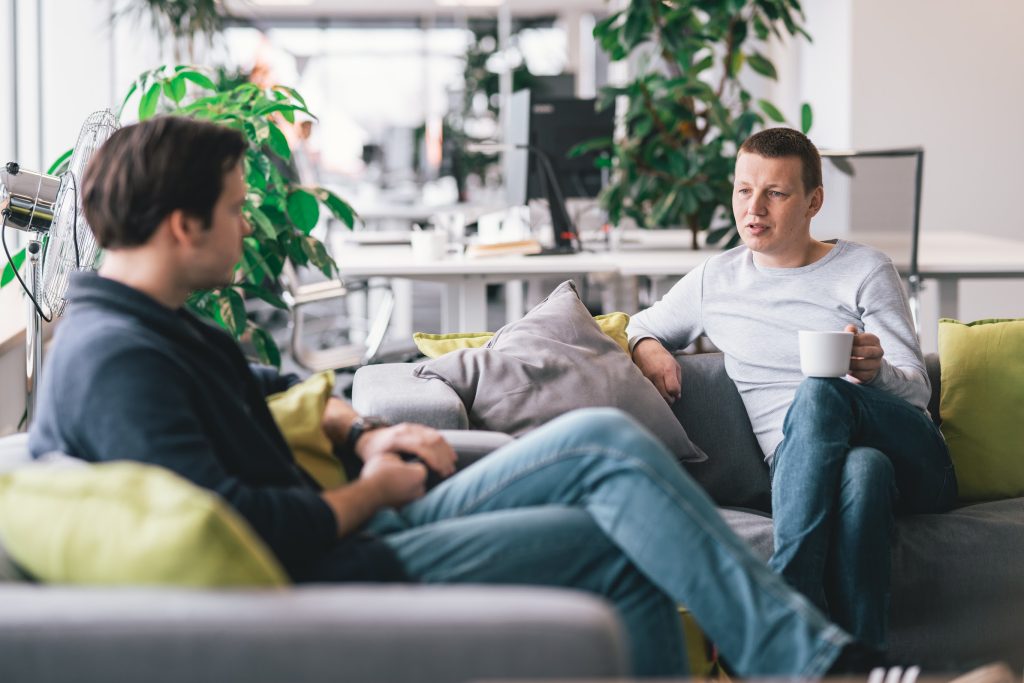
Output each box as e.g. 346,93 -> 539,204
280,261 -> 395,372
815,148 -> 924,335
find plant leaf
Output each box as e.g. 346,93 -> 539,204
180,70 -> 217,91
267,122 -> 292,160
218,288 -> 248,337
747,53 -> 778,80
138,82 -> 162,120
317,188 -> 355,228
287,189 -> 319,233
250,325 -> 281,368
1,247 -> 26,287
568,136 -> 613,158
801,102 -> 813,134
272,85 -> 307,108
758,99 -> 786,123
247,206 -> 279,239
164,75 -> 187,103
46,148 -> 74,175
238,282 -> 288,310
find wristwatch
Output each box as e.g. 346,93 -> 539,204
346,415 -> 390,456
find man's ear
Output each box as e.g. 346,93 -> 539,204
807,186 -> 824,218
165,209 -> 204,247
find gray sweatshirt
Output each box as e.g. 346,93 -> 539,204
627,240 -> 929,460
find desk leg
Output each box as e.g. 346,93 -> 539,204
460,277 -> 489,332
937,279 -> 959,319
389,278 -> 413,341
442,281 -> 460,333
505,280 -> 525,325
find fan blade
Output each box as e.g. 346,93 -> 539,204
40,110 -> 119,319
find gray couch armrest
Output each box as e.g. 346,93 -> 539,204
441,430 -> 514,468
0,584 -> 627,683
353,364 -> 468,429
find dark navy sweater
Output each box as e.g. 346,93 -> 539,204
29,272 -> 338,575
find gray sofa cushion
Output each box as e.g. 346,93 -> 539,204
0,584 -> 627,683
674,353 -> 772,511
414,281 -> 706,462
720,498 -> 1024,669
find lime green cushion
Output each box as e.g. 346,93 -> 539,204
267,370 -> 345,489
0,461 -> 288,586
938,317 -> 1024,501
415,312 -> 631,358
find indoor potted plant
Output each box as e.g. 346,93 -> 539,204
586,0 -> 814,249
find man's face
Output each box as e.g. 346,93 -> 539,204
732,152 -> 822,265
190,162 -> 251,289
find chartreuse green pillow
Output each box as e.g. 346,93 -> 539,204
0,461 -> 287,586
267,370 -> 345,489
415,312 -> 631,358
938,317 -> 1024,501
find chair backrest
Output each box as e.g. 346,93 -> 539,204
813,148 -> 924,280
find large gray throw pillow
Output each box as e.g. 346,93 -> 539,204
414,281 -> 706,462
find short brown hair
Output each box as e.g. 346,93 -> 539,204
83,116 -> 247,248
738,127 -> 822,193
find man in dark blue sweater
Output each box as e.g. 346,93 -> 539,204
28,116 -> 887,677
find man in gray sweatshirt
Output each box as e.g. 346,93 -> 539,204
627,128 -> 957,652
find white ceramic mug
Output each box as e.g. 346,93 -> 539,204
410,230 -> 447,262
798,330 -> 855,378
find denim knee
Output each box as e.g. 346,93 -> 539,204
556,407 -> 644,441
791,377 -> 850,408
840,447 -> 896,507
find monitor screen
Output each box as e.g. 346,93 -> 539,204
525,96 -> 613,202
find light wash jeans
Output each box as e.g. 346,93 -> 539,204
365,408 -> 850,677
769,377 -> 957,652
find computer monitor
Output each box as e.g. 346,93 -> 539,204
504,90 -> 613,253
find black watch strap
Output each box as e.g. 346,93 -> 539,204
345,415 -> 390,456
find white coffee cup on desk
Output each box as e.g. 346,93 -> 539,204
798,330 -> 854,377
410,230 -> 447,262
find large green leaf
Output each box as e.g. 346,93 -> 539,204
46,148 -> 74,175
747,53 -> 778,80
287,190 -> 319,233
238,282 -> 288,310
180,70 -> 217,91
801,102 -> 813,134
138,82 -> 162,120
1,247 -> 26,287
267,122 -> 292,161
758,99 -> 786,123
250,325 -> 281,368
317,188 -> 355,228
247,206 -> 278,239
217,287 -> 248,337
163,76 -> 187,103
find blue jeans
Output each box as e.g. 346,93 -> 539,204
769,378 -> 957,651
364,408 -> 850,677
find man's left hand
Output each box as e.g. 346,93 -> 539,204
356,423 -> 458,480
845,324 -> 883,383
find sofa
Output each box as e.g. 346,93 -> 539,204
353,352 -> 1024,671
0,431 -> 628,683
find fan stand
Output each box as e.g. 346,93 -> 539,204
24,235 -> 43,425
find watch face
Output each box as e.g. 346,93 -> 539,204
361,416 -> 390,431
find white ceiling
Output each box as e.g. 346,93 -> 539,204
223,0 -> 609,20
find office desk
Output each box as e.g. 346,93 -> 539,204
335,230 -> 1024,334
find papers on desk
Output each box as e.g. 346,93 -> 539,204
339,230 -> 413,246
465,240 -> 543,258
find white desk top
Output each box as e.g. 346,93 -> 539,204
335,230 -> 1024,280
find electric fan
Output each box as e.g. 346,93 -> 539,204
0,110 -> 119,425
